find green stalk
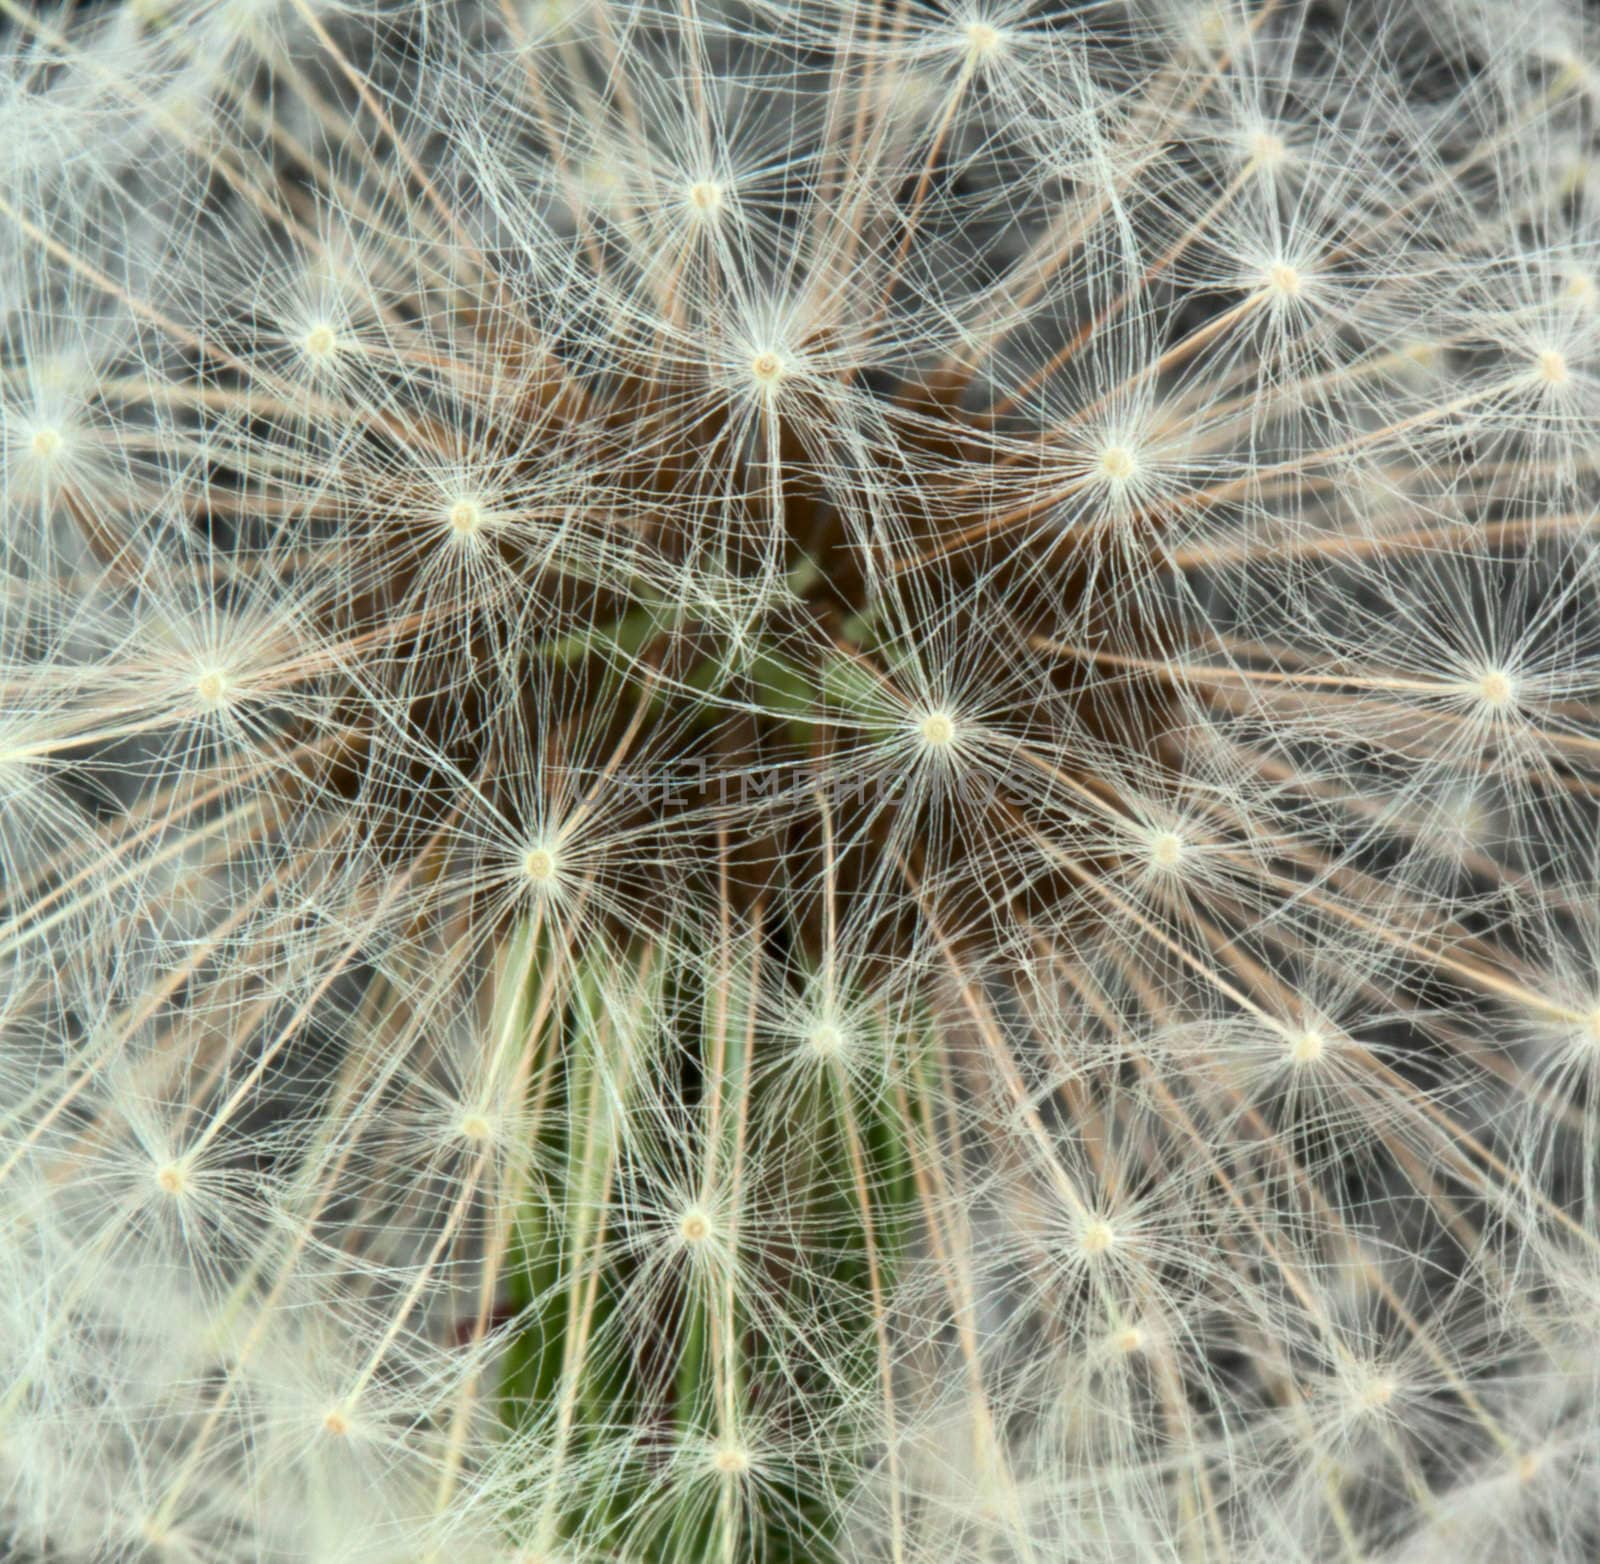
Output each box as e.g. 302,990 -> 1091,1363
498,891 -> 927,1561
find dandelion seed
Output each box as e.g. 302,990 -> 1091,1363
1563,269 -> 1596,306
917,710 -> 957,750
1077,1218 -> 1116,1258
1288,1029 -> 1327,1066
1264,261 -> 1304,300
1360,1372 -> 1397,1410
1535,347 -> 1570,386
749,350 -> 786,390
963,20 -> 1005,65
1474,667 -> 1517,709
686,181 -> 724,219
193,669 -> 232,708
808,1022 -> 845,1059
678,1205 -> 713,1246
28,427 -> 61,461
1550,53 -> 1597,99
522,844 -> 560,887
447,498 -> 486,539
154,1163 -> 186,1197
712,1442 -> 750,1475
1194,6 -> 1229,47
1098,443 -> 1138,483
301,323 -> 340,362
1248,130 -> 1288,169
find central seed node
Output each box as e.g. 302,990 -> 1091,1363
523,846 -> 558,884
448,498 -> 484,536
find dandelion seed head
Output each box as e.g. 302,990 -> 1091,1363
9,5 -> 1600,1560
